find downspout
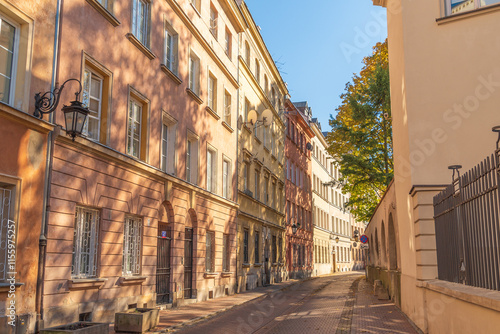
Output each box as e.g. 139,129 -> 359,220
36,0 -> 62,330
235,28 -> 241,293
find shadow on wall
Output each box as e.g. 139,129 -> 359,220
365,180 -> 401,307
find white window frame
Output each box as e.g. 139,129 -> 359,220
164,24 -> 179,74
222,158 -> 230,199
82,68 -> 103,141
208,73 -> 217,111
224,89 -> 231,125
186,131 -> 199,185
131,0 -> 150,47
127,97 -> 142,159
209,5 -> 218,39
72,207 -> 100,279
0,15 -> 19,106
189,51 -> 201,95
224,28 -> 232,58
207,147 -> 217,192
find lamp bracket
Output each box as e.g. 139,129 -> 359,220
34,78 -> 83,119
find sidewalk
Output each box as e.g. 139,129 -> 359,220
350,278 -> 421,334
109,279 -> 302,334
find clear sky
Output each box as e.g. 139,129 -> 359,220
245,0 -> 387,132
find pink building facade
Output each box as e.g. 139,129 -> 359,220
40,0 -> 242,328
285,100 -> 314,279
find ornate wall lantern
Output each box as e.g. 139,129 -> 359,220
34,78 -> 89,141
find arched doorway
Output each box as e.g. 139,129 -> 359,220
388,213 -> 398,270
157,201 -> 174,304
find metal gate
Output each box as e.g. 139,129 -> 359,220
156,223 -> 171,304
184,227 -> 193,299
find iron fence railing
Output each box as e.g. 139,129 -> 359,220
434,138 -> 500,291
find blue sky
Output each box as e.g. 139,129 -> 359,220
245,0 -> 387,132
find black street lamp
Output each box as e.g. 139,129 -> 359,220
34,78 -> 89,141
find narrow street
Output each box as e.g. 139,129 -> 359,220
174,273 -> 418,334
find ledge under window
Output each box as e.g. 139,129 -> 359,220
221,272 -> 233,278
68,278 -> 106,290
243,125 -> 252,134
204,272 -> 218,279
437,2 -> 500,25
126,33 -> 156,60
206,106 -> 220,120
222,121 -> 234,133
86,0 -> 120,26
242,263 -> 251,268
253,263 -> 263,268
186,88 -> 203,105
0,282 -> 24,293
118,276 -> 147,286
160,64 -> 182,85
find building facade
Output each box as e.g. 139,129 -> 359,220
285,101 -> 314,279
0,0 -> 57,331
310,117 -> 364,276
40,0 -> 242,328
370,0 -> 500,333
236,1 -> 288,291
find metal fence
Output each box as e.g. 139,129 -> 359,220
434,149 -> 500,291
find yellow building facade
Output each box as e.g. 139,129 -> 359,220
235,2 -> 288,291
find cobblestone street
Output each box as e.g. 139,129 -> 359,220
167,273 -> 419,334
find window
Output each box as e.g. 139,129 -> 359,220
244,98 -> 250,123
254,231 -> 260,263
446,0 -> 500,16
209,5 -> 218,39
191,0 -> 201,12
0,183 -> 18,282
161,113 -> 177,174
245,41 -> 250,64
254,170 -> 260,201
224,90 -> 231,125
271,87 -> 276,109
186,133 -> 199,184
0,15 -> 17,105
82,69 -> 103,141
243,162 -> 249,190
272,182 -> 276,209
164,24 -> 178,75
272,235 -> 277,263
206,231 -> 215,272
127,98 -> 142,159
208,73 -> 217,111
222,234 -> 230,272
254,59 -> 260,85
207,148 -> 216,192
123,216 -> 142,276
224,29 -> 232,58
278,236 -> 282,262
264,176 -> 269,205
72,207 -> 100,278
264,75 -> 269,95
222,159 -> 230,199
189,51 -> 200,95
131,0 -> 150,47
243,229 -> 249,263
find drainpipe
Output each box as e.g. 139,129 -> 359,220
36,0 -> 62,331
235,29 -> 241,293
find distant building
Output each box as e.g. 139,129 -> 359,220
284,100 -> 315,279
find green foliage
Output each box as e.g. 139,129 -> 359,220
326,40 -> 393,222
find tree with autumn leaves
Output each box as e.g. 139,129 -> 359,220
326,40 -> 393,222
